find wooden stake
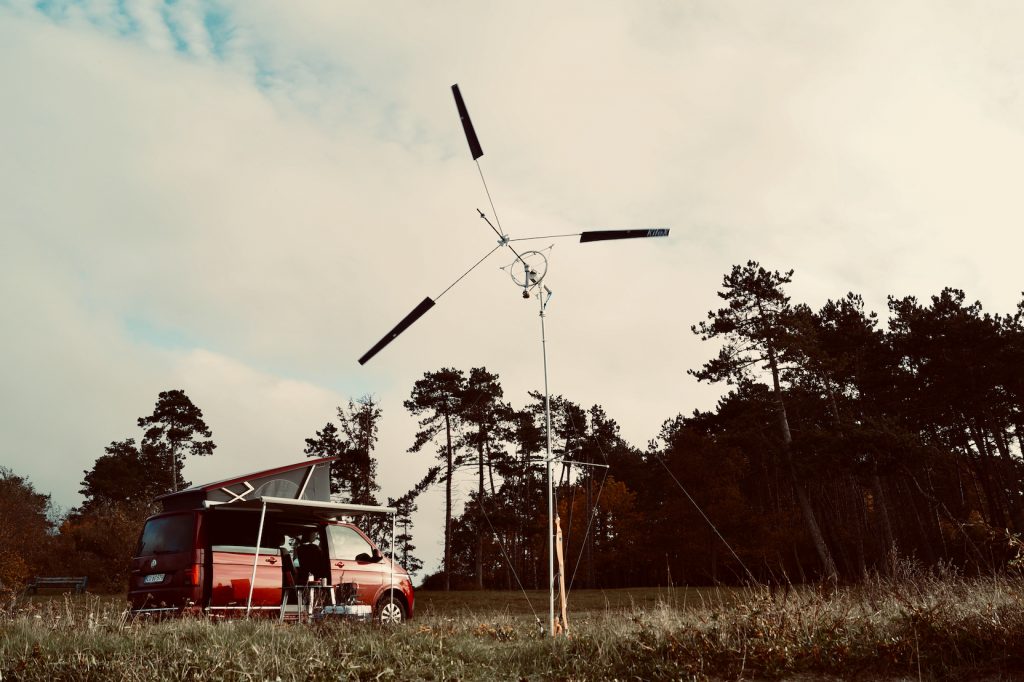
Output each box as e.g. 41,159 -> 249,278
554,514 -> 569,637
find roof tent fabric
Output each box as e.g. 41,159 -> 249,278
157,457 -> 336,512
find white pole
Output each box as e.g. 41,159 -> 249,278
390,510 -> 396,611
246,500 -> 268,617
540,290 -> 555,636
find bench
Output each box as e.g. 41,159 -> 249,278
27,576 -> 88,594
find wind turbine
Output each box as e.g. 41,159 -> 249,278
359,84 -> 669,635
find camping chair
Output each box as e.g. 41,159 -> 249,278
279,549 -> 303,619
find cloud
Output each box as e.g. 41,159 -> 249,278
3,0 -> 1024,575
169,349 -> 344,486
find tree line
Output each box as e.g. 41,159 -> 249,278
422,262 -> 1024,587
3,261 -> 1022,591
1,390 -> 219,591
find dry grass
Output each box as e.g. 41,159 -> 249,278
3,568 -> 1024,680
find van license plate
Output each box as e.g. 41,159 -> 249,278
143,573 -> 165,584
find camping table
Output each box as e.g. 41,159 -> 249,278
279,583 -> 332,621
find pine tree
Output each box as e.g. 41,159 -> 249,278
692,262 -> 838,581
459,367 -> 512,589
136,389 -> 215,493
404,368 -> 467,590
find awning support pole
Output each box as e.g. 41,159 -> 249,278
246,499 -> 268,617
390,511 -> 396,610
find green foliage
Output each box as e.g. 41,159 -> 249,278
136,389 -> 215,493
53,501 -> 154,593
334,396 -> 383,505
61,390 -> 216,592
386,466 -> 441,576
404,368 -> 466,454
304,396 -> 383,500
0,468 -> 55,589
304,422 -> 352,497
79,439 -> 166,513
404,368 -> 467,591
690,261 -> 798,386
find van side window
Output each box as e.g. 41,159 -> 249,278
327,525 -> 374,560
207,511 -> 282,554
137,514 -> 194,556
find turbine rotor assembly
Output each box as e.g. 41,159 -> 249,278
508,250 -> 548,297
356,83 -> 669,367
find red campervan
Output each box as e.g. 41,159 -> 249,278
127,457 -> 414,623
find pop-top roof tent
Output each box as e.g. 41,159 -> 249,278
155,456 -> 337,512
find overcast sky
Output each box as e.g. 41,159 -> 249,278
3,0 -> 1023,577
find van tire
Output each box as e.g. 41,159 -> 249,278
375,595 -> 406,624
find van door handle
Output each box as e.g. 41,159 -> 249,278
335,561 -> 345,568
266,557 -> 277,564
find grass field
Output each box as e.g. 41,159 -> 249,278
3,571 -> 1024,680
414,584 -> 743,618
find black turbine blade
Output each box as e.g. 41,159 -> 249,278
358,297 -> 436,365
579,228 -> 670,243
452,84 -> 484,160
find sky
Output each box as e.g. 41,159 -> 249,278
2,0 -> 1023,577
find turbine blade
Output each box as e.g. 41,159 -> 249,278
579,228 -> 670,243
358,297 -> 436,365
452,84 -> 484,160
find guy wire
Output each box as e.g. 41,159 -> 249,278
435,244 -> 503,300
479,486 -> 541,622
562,407 -> 611,597
652,451 -> 758,584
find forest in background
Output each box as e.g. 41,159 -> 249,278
3,261 -> 1023,592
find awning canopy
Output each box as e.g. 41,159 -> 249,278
211,495 -> 397,521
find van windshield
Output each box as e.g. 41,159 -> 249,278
137,515 -> 194,556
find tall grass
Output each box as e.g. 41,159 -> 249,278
3,567 -> 1024,680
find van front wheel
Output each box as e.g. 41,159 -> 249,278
375,596 -> 406,624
